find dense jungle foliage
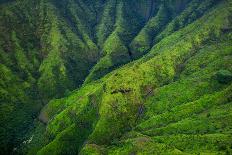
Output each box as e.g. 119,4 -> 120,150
0,0 -> 232,154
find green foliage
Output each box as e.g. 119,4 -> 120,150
85,32 -> 130,83
215,70 -> 232,84
0,0 -> 232,154
37,14 -> 70,99
0,64 -> 40,153
129,4 -> 170,58
155,0 -> 218,43
96,0 -> 117,47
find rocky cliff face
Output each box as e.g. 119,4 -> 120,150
0,0 -> 232,154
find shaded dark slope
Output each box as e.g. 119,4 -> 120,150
84,0 -> 218,83
0,1 -> 43,152
0,0 -> 100,153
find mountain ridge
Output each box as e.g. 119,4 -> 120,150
0,0 -> 232,154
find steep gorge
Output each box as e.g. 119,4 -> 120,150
0,0 -> 232,154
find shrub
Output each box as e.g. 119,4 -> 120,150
215,70 -> 232,84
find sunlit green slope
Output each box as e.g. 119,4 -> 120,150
25,0 -> 232,154
0,0 -> 232,154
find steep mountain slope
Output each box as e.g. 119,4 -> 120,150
0,0 -> 232,154
0,0 -> 100,152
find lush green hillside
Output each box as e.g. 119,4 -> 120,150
0,0 -> 232,154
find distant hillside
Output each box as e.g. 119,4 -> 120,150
0,0 -> 231,154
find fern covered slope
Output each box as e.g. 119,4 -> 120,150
0,0 -> 232,154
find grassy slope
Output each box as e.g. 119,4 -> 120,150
0,0 -> 100,152
84,0 -> 220,84
0,1 -> 42,152
23,1 -> 232,154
